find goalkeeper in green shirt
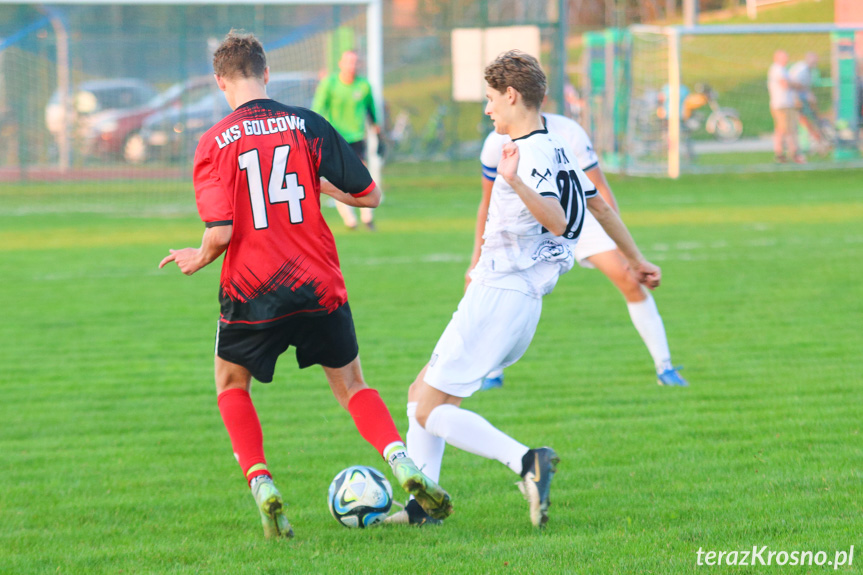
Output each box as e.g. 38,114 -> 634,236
313,50 -> 381,230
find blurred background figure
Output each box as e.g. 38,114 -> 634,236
313,50 -> 381,230
790,51 -> 828,153
656,82 -> 695,159
563,82 -> 584,123
768,49 -> 803,163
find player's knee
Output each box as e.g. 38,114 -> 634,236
345,376 -> 368,394
413,396 -> 436,428
414,395 -> 450,428
407,364 -> 431,402
215,376 -> 248,395
414,404 -> 432,428
407,379 -> 422,402
214,367 -> 251,394
341,380 -> 369,408
603,265 -> 639,300
619,275 -> 646,302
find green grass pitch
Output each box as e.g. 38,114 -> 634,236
1,164 -> 861,573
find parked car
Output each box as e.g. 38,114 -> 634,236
137,72 -> 318,163
45,79 -> 157,148
87,77 -> 215,162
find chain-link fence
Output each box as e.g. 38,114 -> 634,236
0,3 -> 369,201
1,0 -> 570,208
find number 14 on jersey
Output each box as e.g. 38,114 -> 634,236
238,144 -> 306,230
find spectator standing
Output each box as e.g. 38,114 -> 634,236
768,50 -> 803,163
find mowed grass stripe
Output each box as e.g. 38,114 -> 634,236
3,200 -> 862,252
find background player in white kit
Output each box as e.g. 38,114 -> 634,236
474,112 -> 688,388
391,51 -> 662,528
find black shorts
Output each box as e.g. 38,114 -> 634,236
215,303 -> 359,383
348,140 -> 366,162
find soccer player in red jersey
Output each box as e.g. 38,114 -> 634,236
159,31 -> 451,538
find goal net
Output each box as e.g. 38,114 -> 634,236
584,24 -> 863,177
0,1 -> 377,212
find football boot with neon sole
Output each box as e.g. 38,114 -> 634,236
657,366 -> 688,387
251,477 -> 294,539
391,456 -> 453,520
517,447 -> 560,528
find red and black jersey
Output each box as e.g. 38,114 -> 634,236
194,98 -> 374,328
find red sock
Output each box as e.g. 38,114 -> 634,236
347,388 -> 403,457
217,388 -> 270,485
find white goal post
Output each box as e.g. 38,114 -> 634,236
584,22 -> 863,177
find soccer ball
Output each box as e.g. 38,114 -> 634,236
327,465 -> 393,528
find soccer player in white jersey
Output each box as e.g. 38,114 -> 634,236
389,51 -> 661,528
474,112 -> 688,388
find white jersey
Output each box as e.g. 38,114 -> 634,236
482,114 -> 618,267
471,127 -> 597,298
768,63 -> 794,109
481,113 -> 599,178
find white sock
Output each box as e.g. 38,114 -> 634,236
383,441 -> 408,469
249,474 -> 272,491
405,402 -> 445,483
424,404 -> 528,476
627,292 -> 672,372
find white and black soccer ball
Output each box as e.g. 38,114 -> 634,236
327,465 -> 393,528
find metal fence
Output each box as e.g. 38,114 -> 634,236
0,0 -> 568,199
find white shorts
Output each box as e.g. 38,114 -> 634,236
424,282 -> 542,398
571,211 -> 617,268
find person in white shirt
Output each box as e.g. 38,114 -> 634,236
390,50 -> 661,529
476,112 -> 687,388
768,50 -> 803,163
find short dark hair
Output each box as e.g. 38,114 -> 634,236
213,30 -> 267,80
484,50 -> 546,109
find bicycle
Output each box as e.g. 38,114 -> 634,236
684,84 -> 743,143
656,84 -> 743,143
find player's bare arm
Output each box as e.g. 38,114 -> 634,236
319,180 -> 382,208
465,177 -> 494,289
584,165 -> 619,213
158,224 -> 232,275
498,142 -> 567,236
586,195 -> 661,289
